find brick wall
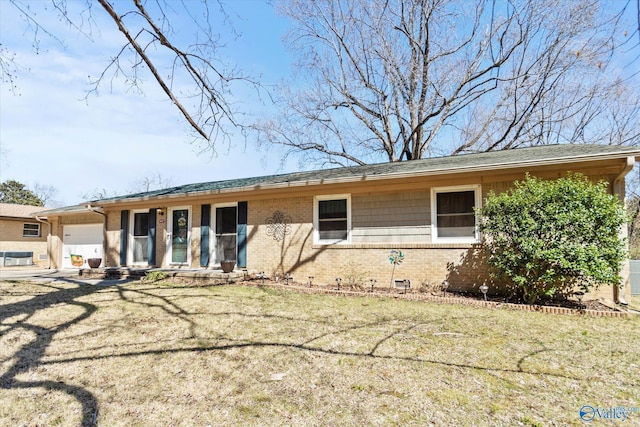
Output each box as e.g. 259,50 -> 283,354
245,194 -> 491,290
86,168 -> 629,302
105,211 -> 121,267
0,218 -> 49,267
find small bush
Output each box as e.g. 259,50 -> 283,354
142,271 -> 168,283
479,173 -> 628,304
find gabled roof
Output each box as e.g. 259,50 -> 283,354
42,144 -> 640,212
0,203 -> 48,219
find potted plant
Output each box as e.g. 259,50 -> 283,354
220,260 -> 235,273
87,258 -> 102,268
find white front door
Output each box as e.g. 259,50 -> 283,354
214,205 -> 237,265
130,210 -> 149,265
167,207 -> 191,265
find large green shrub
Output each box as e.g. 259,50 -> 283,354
479,173 -> 628,304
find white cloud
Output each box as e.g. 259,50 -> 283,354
0,1 -> 296,207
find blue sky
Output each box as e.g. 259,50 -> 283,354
0,1 -> 297,206
1,1 -> 638,207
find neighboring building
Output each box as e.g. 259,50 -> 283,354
0,203 -> 49,267
39,144 -> 640,302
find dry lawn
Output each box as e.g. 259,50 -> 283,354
1,279 -> 639,426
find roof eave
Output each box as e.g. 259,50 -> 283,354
93,150 -> 640,206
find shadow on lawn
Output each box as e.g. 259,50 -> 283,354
3,279 -> 636,427
0,279 -> 105,426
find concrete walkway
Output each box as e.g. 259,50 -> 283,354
0,266 -> 80,281
0,266 -> 134,285
0,265 -> 246,285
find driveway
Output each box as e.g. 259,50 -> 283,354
0,266 -> 131,285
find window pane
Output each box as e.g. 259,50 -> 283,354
172,209 -> 189,263
436,190 -> 476,238
133,236 -> 149,263
216,235 -> 237,262
437,191 -> 475,214
216,207 -> 237,234
319,199 -> 347,219
438,215 -> 476,237
133,213 -> 149,237
318,198 -> 347,241
23,224 -> 40,237
319,226 -> 348,241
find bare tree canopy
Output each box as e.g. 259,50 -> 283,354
255,0 -> 640,166
2,0 -> 257,149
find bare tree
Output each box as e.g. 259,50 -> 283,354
254,0 -> 639,166
33,183 -> 60,207
79,172 -> 174,202
127,172 -> 174,193
80,187 -> 117,202
3,0 -> 258,149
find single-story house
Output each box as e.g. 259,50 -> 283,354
37,144 -> 639,302
0,203 -> 50,267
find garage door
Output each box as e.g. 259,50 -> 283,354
62,224 -> 104,268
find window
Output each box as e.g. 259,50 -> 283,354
23,223 -> 40,237
431,186 -> 481,242
314,195 -> 350,243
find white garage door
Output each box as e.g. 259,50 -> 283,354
62,224 -> 104,268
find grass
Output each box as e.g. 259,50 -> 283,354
1,279 -> 639,426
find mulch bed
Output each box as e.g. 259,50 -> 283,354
239,278 -> 634,318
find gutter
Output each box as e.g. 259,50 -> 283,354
34,215 -> 52,269
86,204 -> 107,218
612,156 -> 636,306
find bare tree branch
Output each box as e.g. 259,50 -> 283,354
4,0 -> 261,151
254,0 -> 639,166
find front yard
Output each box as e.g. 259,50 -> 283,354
1,279 -> 638,426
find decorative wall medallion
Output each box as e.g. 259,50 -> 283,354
265,210 -> 292,242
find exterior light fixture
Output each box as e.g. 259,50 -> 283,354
479,284 -> 489,301
442,280 -> 450,296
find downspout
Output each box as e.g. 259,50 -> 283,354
612,156 -> 636,305
35,215 -> 52,269
86,204 -> 108,267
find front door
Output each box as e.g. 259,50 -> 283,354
168,207 -> 190,265
215,206 -> 237,264
132,211 -> 149,264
